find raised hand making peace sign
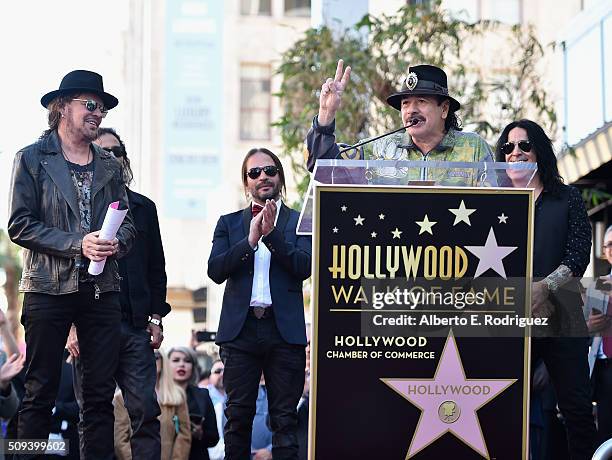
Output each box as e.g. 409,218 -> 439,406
318,59 -> 351,126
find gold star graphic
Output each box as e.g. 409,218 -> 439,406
391,228 -> 402,239
416,215 -> 436,235
449,200 -> 476,226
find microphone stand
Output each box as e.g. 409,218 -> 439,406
337,119 -> 419,155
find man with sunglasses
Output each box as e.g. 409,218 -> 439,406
8,70 -> 135,459
306,61 -> 494,184
208,148 -> 311,460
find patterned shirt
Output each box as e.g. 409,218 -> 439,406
66,160 -> 94,280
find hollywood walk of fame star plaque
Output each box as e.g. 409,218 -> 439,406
309,183 -> 534,460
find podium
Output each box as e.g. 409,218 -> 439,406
300,160 -> 538,460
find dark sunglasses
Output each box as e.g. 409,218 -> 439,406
247,165 -> 279,180
154,351 -> 162,360
102,146 -> 125,157
500,140 -> 532,156
72,98 -> 108,117
212,368 -> 224,374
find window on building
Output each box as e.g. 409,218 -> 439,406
445,0 -> 479,22
284,0 -> 311,17
488,0 -> 520,24
240,0 -> 272,16
240,64 -> 271,140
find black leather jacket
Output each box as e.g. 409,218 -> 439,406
8,130 -> 135,295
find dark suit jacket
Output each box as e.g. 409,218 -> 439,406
122,189 -> 170,328
208,203 -> 311,345
186,385 -> 220,460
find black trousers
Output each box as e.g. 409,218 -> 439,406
592,358 -> 612,446
18,286 -> 121,460
532,337 -> 597,460
73,320 -> 161,460
220,313 -> 305,460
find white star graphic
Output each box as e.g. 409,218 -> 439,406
371,232 -> 377,238
332,227 -> 339,233
449,200 -> 476,226
341,205 -> 347,212
391,228 -> 402,239
498,213 -> 508,224
379,213 -> 385,220
416,215 -> 437,235
465,227 -> 518,279
354,215 -> 365,226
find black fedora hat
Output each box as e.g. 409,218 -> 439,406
40,70 -> 119,110
386,64 -> 460,113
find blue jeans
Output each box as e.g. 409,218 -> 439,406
73,320 -> 161,460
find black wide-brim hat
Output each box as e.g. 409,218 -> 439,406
40,70 -> 119,110
386,64 -> 460,113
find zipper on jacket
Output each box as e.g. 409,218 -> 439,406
94,283 -> 100,300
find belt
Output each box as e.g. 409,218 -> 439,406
248,306 -> 273,319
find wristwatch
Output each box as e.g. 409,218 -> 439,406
149,317 -> 163,330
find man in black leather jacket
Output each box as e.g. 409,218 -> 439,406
7,70 -> 135,460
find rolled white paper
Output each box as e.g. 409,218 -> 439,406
88,201 -> 128,276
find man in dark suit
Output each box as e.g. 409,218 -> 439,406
208,148 -> 311,460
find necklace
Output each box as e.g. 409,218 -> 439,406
62,146 -> 91,166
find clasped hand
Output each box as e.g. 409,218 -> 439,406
248,200 -> 276,248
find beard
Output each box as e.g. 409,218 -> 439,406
251,180 -> 281,202
65,108 -> 98,143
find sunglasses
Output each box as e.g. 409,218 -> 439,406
212,368 -> 224,374
73,98 -> 108,117
102,146 -> 125,158
247,165 -> 279,180
500,140 -> 532,156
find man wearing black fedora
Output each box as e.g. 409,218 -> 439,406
305,60 -> 494,181
8,69 -> 135,459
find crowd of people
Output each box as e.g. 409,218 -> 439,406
0,61 -> 609,460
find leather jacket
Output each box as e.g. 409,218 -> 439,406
8,130 -> 136,295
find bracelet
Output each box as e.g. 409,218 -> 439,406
149,317 -> 163,330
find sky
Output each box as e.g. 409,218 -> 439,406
0,0 -> 129,228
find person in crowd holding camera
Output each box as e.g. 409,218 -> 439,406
168,346 -> 219,460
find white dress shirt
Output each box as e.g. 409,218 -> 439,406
250,199 -> 281,308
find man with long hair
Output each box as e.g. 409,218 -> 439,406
8,70 -> 135,459
208,148 -> 311,459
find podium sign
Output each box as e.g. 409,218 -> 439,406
309,185 -> 533,460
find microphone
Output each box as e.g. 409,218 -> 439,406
337,118 -> 420,155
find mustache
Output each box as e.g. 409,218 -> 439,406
257,181 -> 274,189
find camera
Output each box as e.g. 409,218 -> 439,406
195,330 -> 217,342
595,278 -> 611,292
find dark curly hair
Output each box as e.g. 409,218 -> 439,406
495,119 -> 563,196
96,127 -> 134,186
435,96 -> 462,132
